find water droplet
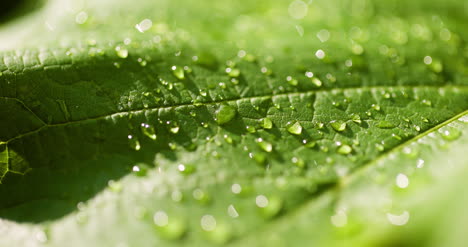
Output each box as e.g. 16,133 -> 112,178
256,138 -> 273,152
387,211 -> 410,226
351,114 -> 362,124
375,143 -> 385,151
287,121 -> 303,135
200,215 -> 217,232
440,128 -> 461,141
171,190 -> 183,202
286,76 -> 298,86
137,58 -> 147,66
291,157 -> 305,168
256,195 -> 282,218
288,0 -> 308,19
371,104 -> 381,111
377,120 -> 395,129
311,78 -> 322,87
424,56 -> 433,65
108,180 -> 122,192
199,89 -> 208,97
115,46 -> 128,58
330,120 -> 346,132
396,173 -> 409,188
250,152 -> 266,165
261,118 -> 273,129
331,210 -> 348,227
216,105 -> 237,125
75,11 -> 88,25
421,99 -> 432,106
228,205 -> 239,218
171,66 -> 185,80
193,188 -> 210,204
132,163 -> 150,176
128,135 -> 141,150
168,142 -> 177,150
140,123 -> 157,140
413,125 -> 421,132
337,145 -> 352,154
225,68 -> 240,77
231,183 -> 242,194
154,211 -> 186,240
178,164 -> 195,175
315,49 -> 326,59
170,125 -> 180,134
35,229 -> 48,243
416,159 -> 425,168
317,29 -> 330,42
246,125 -> 257,133
135,19 -> 152,33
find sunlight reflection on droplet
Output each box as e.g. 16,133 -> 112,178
256,195 -> 269,208
153,211 -> 169,227
315,49 -> 325,59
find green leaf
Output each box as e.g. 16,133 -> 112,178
0,0 -> 467,246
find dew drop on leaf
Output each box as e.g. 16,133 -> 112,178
171,66 -> 185,80
132,163 -> 150,176
246,125 -> 257,133
225,67 -> 240,77
256,138 -> 273,152
127,135 -> 141,150
153,211 -> 186,240
376,120 -> 396,129
440,128 -> 461,141
261,117 -> 273,129
115,46 -> 128,58
177,164 -> 195,175
256,195 -> 283,219
140,123 -> 157,140
330,120 -> 347,132
287,121 -> 303,135
216,105 -> 237,125
337,144 -> 352,154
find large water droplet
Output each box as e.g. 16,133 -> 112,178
132,163 -> 150,176
128,135 -> 141,150
337,145 -> 352,154
440,128 -> 461,141
115,46 -> 128,58
140,123 -> 157,140
256,195 -> 283,218
330,120 -> 346,132
287,121 -> 303,135
256,138 -> 273,152
171,66 -> 185,80
154,211 -> 186,240
216,105 -> 237,125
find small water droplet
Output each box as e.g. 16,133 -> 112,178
440,128 -> 461,141
288,0 -> 308,19
291,157 -> 305,168
135,18 -> 152,32
311,77 -> 322,87
376,120 -> 395,129
396,173 -> 409,188
171,66 -> 185,80
413,125 -> 421,132
337,145 -> 352,154
315,49 -> 326,59
178,164 -> 195,175
231,184 -> 242,194
371,104 -> 381,111
387,211 -> 410,226
216,105 -> 237,125
246,125 -> 257,133
132,163 -> 150,176
330,120 -> 346,132
115,46 -> 128,58
154,211 -> 186,240
287,121 -> 303,135
256,195 -> 282,218
140,123 -> 157,140
416,159 -> 425,168
128,135 -> 141,150
228,204 -> 239,218
108,180 -> 122,192
225,68 -> 240,77
261,118 -> 273,129
193,188 -> 210,204
255,138 -> 273,152
330,210 -> 348,227
286,76 -> 298,86
170,125 -> 180,134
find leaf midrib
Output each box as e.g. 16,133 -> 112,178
2,85 -> 467,144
